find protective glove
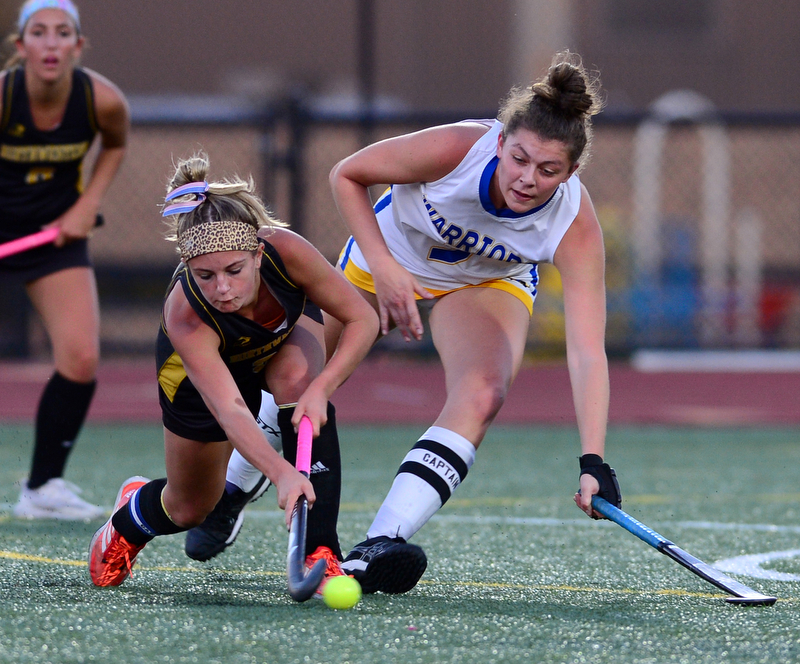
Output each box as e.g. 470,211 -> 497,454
579,453 -> 621,516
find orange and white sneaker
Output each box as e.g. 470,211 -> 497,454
88,476 -> 150,587
306,545 -> 348,596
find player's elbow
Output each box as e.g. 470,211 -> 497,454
329,159 -> 347,191
329,157 -> 364,195
566,345 -> 608,378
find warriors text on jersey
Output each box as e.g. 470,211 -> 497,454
337,119 -> 582,313
156,239 -> 311,442
0,66 -> 97,241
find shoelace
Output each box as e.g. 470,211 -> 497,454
97,534 -> 142,584
306,547 -> 346,579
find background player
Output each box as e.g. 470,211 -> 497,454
1,0 -> 129,519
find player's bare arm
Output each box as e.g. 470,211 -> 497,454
163,282 -> 313,520
52,71 -> 129,244
265,227 -> 379,431
554,185 -> 611,516
329,124 -> 488,340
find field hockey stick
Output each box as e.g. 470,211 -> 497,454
0,227 -> 59,260
0,215 -> 105,261
286,415 -> 327,601
592,496 -> 777,606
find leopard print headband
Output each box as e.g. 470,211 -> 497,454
178,221 -> 259,261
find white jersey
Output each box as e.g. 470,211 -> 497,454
344,120 -> 581,290
340,119 -> 583,305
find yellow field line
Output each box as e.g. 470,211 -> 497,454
0,549 -> 281,575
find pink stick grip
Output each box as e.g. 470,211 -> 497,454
296,416 -> 313,474
0,227 -> 59,260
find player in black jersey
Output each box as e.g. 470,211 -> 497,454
89,153 -> 378,590
1,1 -> 129,519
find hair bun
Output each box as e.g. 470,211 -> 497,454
167,154 -> 210,194
531,60 -> 599,118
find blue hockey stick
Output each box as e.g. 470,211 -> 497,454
592,496 -> 776,606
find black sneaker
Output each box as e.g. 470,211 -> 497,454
185,476 -> 269,561
340,536 -> 427,594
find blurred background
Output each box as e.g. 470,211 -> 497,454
2,0 -> 799,360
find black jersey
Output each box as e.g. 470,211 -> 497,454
156,238 -> 313,442
0,66 -> 97,241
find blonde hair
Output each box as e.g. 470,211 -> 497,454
3,33 -> 23,69
162,153 -> 285,250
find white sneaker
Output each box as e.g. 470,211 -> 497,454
13,478 -> 106,520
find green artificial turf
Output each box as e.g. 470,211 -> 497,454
0,424 -> 798,663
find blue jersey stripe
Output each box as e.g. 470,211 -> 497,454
373,186 -> 392,214
338,236 -> 356,271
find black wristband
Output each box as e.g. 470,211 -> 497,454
578,454 -> 622,513
579,454 -> 603,469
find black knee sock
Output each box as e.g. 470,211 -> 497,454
112,478 -> 185,546
28,372 -> 96,489
279,403 -> 342,559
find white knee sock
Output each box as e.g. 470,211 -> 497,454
366,426 -> 476,542
256,391 -> 283,454
226,391 -> 282,493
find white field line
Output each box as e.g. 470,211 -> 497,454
5,501 -> 799,537
429,515 -> 800,580
3,504 -> 798,581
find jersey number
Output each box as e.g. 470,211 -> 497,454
26,167 -> 55,185
428,246 -> 471,265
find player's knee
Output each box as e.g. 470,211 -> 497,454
464,379 -> 509,425
58,344 -> 99,383
269,363 -> 314,402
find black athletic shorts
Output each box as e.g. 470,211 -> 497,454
0,215 -> 103,284
161,378 -> 264,443
161,300 -> 323,443
0,237 -> 92,284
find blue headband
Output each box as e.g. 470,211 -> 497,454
18,0 -> 81,34
162,181 -> 210,217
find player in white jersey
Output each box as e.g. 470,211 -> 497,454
190,51 -> 622,594
330,51 -> 622,594
340,117 -> 583,315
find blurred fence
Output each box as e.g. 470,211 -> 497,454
3,94 -> 800,358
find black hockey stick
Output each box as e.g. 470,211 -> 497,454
286,416 -> 326,601
592,496 -> 776,606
